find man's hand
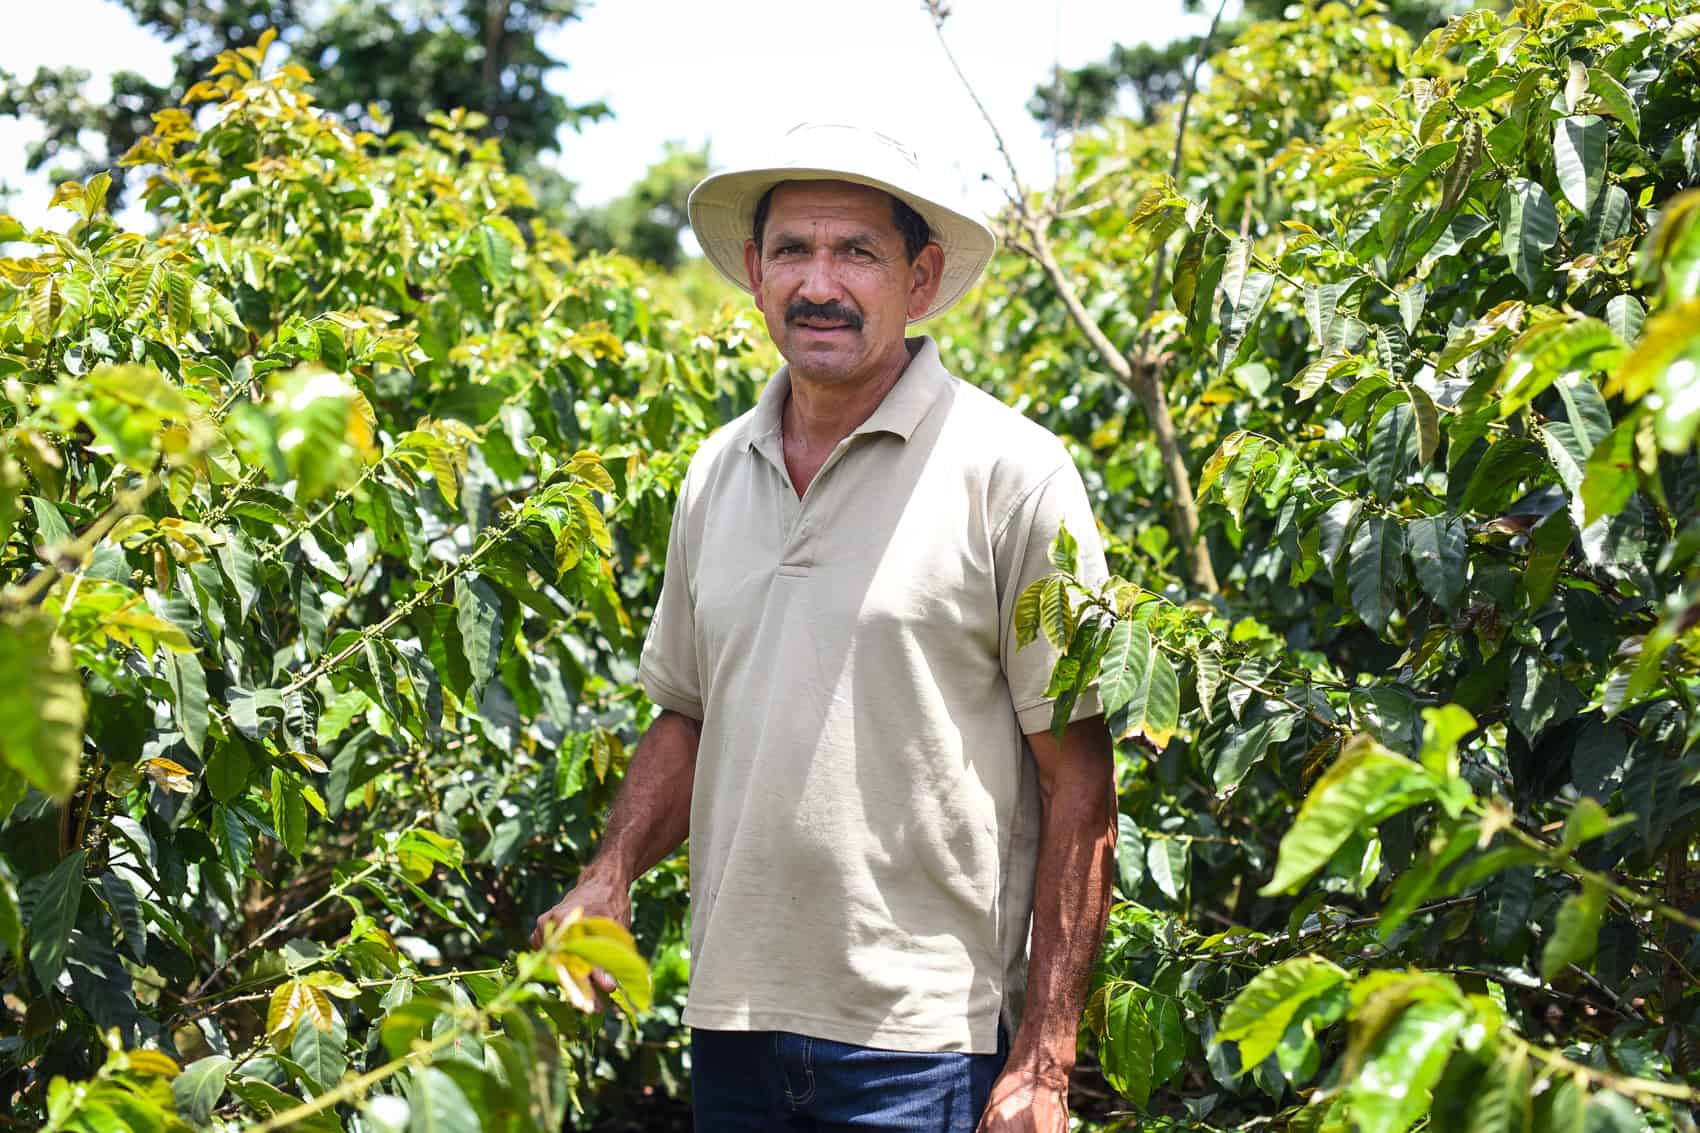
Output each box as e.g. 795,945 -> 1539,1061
529,869 -> 632,998
976,1068 -> 1070,1132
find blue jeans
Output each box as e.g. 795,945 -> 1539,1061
690,1028 -> 1009,1132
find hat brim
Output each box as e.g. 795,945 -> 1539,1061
687,167 -> 997,324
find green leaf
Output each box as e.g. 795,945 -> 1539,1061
1523,512 -> 1573,609
1418,704 -> 1476,777
1146,837 -> 1187,903
98,871 -> 146,962
1584,68 -> 1638,138
1467,1041 -> 1531,1133
1368,403 -> 1415,500
1583,185 -> 1631,252
1410,385 -> 1439,466
1097,620 -> 1145,717
1604,294 -> 1644,344
473,221 -> 516,288
0,865 -> 21,962
1348,516 -> 1404,636
173,1055 -> 235,1125
27,850 -> 85,988
406,1065 -> 478,1133
291,1010 -> 347,1094
1013,577 -> 1045,648
394,829 -> 465,884
270,769 -> 308,859
1038,576 -> 1071,650
1212,707 -> 1297,792
1218,236 -> 1275,369
1195,648 -> 1223,721
168,650 -> 210,757
1048,520 -> 1078,573
1553,116 -> 1607,213
1406,515 -> 1466,611
1115,814 -> 1145,896
1643,189 -> 1700,302
1500,179 -> 1558,292
1261,737 -> 1437,896
1495,316 -> 1622,419
1560,797 -> 1634,851
454,574 -> 504,691
0,611 -> 86,801
1397,281 -> 1427,335
1101,623 -> 1180,751
1347,1000 -> 1469,1133
1100,984 -> 1154,1106
1578,414 -> 1638,526
207,742 -> 252,804
1216,956 -> 1349,1072
1541,879 -> 1607,980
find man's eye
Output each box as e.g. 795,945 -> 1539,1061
848,247 -> 875,260
773,244 -> 804,256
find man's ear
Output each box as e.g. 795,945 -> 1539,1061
743,238 -> 762,292
905,243 -> 946,322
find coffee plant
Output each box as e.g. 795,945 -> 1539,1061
938,0 -> 1700,1128
0,30 -> 766,1131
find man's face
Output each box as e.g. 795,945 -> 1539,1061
743,181 -> 944,387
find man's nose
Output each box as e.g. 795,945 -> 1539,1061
796,250 -> 840,303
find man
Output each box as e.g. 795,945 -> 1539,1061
533,122 -> 1116,1132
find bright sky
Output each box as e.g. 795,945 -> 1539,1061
3,0 -> 1218,231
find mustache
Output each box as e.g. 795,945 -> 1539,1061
785,300 -> 863,330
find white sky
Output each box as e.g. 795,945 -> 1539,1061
2,0 -> 1218,230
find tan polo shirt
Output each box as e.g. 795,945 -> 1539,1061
638,336 -> 1106,1054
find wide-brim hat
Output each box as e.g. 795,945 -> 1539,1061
687,122 -> 997,323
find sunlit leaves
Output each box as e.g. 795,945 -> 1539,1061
1217,956 -> 1349,1071
1217,237 -> 1275,370
0,611 -> 85,802
1099,620 -> 1180,751
267,979 -> 336,1043
1495,317 -> 1622,419
1261,737 -> 1438,896
1347,999 -> 1468,1133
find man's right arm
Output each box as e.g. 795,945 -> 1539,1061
529,708 -> 701,950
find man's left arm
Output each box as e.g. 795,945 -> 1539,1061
979,715 -> 1117,1132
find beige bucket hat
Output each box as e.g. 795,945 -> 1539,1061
687,122 -> 998,323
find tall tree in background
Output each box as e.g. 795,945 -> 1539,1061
1028,0 -> 1466,130
569,140 -> 709,269
0,0 -> 608,201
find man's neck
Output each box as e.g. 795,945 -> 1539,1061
783,340 -> 918,453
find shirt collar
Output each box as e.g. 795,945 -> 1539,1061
741,335 -> 952,455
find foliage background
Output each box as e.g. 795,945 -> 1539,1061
4,1 -> 1700,1131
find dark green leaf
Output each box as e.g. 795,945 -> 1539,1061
1100,985 -> 1154,1105
27,850 -> 86,988
1541,880 -> 1607,980
1500,179 -> 1558,292
454,574 -> 504,691
173,1055 -> 235,1125
1348,516 -> 1405,636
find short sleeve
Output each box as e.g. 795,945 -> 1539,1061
638,483 -> 705,720
995,459 -> 1110,736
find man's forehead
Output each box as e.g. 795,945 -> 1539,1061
765,181 -> 902,229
